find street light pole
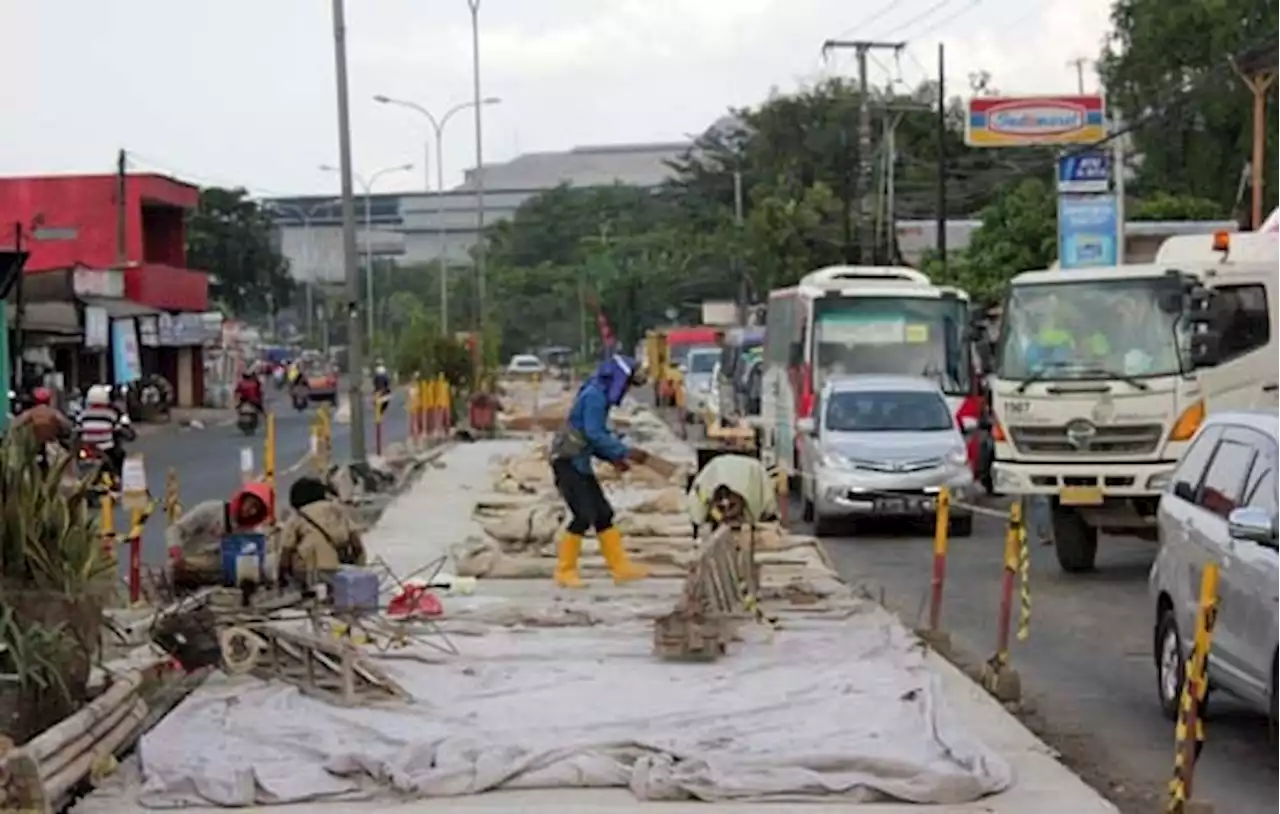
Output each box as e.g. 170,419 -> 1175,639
320,163 -> 413,352
328,0 -> 366,464
372,95 -> 501,337
467,0 -> 488,341
268,199 -> 339,344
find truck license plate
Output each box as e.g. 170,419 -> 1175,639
1059,486 -> 1104,506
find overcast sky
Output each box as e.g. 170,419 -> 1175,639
3,0 -> 1111,197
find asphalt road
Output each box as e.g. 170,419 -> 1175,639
118,387 -> 410,566
806,506 -> 1277,814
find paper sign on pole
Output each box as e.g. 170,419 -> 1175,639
240,447 -> 255,482
120,455 -> 149,511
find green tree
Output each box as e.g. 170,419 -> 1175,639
187,187 -> 295,317
1129,192 -> 1229,221
925,178 -> 1057,303
1098,0 -> 1278,213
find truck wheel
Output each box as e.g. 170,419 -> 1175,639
1051,505 -> 1098,573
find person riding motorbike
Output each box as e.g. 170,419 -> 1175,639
13,387 -> 75,471
76,384 -> 133,481
372,360 -> 391,395
234,371 -> 265,414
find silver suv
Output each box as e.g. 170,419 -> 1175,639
797,375 -> 976,537
1149,410 -> 1278,734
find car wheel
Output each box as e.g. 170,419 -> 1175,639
813,505 -> 838,537
802,495 -> 815,523
1156,609 -> 1186,721
1270,657 -> 1278,747
949,514 -> 974,538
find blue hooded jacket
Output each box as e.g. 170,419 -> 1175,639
563,354 -> 636,474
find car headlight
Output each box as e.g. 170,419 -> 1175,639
821,451 -> 852,469
699,382 -> 711,393
945,445 -> 969,467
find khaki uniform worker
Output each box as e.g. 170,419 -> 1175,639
278,476 -> 366,582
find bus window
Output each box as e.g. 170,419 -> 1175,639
811,297 -> 971,395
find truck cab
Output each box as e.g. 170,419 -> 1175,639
987,229 -> 1278,572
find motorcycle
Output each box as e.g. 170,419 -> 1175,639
290,383 -> 309,412
237,402 -> 260,435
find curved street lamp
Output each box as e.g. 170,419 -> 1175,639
373,95 -> 501,336
319,163 -> 413,346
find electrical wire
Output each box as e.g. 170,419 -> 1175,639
881,0 -> 957,39
910,0 -> 985,40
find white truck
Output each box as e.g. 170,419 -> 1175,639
987,228 -> 1278,572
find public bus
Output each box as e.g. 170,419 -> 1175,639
760,265 -> 982,473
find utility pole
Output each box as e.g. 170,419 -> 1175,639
1231,45 -> 1278,229
821,39 -> 904,264
936,43 -> 948,272
116,149 -> 127,268
732,169 -> 747,323
329,0 -> 366,463
1066,57 -> 1088,94
467,0 -> 488,344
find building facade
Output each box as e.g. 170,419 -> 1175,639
0,173 -> 217,406
266,141 -> 693,281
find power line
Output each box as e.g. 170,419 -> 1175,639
881,0 -> 956,39
911,0 -> 983,40
830,0 -> 908,42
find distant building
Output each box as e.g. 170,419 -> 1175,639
266,141 -> 692,283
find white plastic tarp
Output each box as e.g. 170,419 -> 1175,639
135,605 -> 1012,808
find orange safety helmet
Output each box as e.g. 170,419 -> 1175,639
31,387 -> 53,406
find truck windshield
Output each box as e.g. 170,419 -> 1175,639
996,278 -> 1188,381
813,297 -> 971,395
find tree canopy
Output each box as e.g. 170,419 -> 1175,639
187,187 -> 294,318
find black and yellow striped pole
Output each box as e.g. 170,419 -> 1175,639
1167,564 -> 1219,814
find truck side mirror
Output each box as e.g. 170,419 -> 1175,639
1189,330 -> 1221,369
1185,285 -> 1214,328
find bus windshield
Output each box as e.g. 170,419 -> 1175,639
813,297 -> 971,394
995,278 -> 1188,382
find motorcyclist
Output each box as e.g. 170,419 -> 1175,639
13,387 -> 75,471
76,384 -> 134,481
372,359 -> 391,395
234,371 -> 265,414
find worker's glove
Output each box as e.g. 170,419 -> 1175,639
626,447 -> 650,464
611,459 -> 632,473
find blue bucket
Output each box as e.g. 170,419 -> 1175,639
220,533 -> 268,587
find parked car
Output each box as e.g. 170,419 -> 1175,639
507,354 -> 546,377
797,374 -> 975,537
1149,410 -> 1278,736
680,347 -> 720,423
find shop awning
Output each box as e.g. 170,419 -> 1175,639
80,296 -> 162,319
5,301 -> 80,335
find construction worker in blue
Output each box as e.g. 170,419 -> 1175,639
549,353 -> 650,588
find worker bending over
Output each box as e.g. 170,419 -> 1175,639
549,354 -> 649,588
686,453 -> 778,531
278,476 -> 366,587
166,482 -> 274,591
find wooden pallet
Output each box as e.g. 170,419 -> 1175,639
653,524 -> 764,661
225,625 -> 409,707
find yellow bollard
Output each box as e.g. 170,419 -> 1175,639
928,486 -> 950,633
101,491 -> 117,570
1167,564 -> 1219,813
264,411 -> 276,519
164,467 -> 182,525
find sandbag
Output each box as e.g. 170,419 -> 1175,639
480,505 -> 566,551
628,487 -> 686,515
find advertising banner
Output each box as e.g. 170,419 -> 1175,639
1057,151 -> 1111,193
1058,195 -> 1119,269
111,318 -> 142,385
966,95 -> 1106,147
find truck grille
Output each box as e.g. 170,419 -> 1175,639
1009,423 -> 1163,455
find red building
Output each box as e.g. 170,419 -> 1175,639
0,173 -> 215,406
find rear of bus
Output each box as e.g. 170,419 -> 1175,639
764,271 -> 982,471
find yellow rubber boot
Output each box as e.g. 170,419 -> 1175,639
554,532 -> 586,588
597,526 -> 648,584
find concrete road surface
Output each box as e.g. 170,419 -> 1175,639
808,507 -> 1277,814
116,388 -> 411,567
